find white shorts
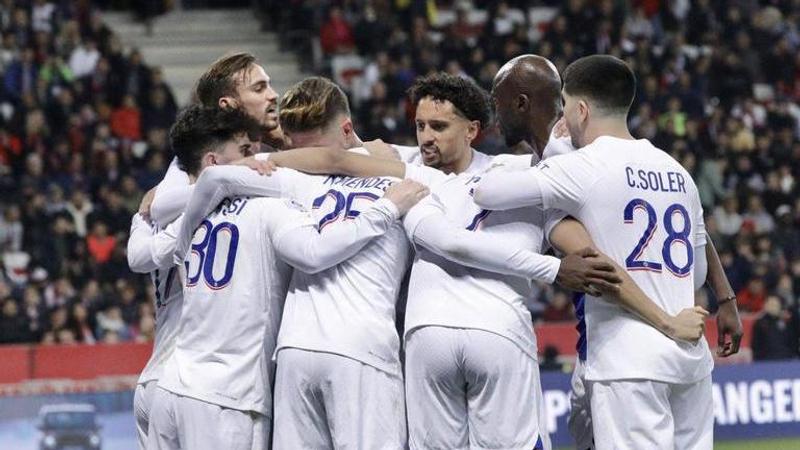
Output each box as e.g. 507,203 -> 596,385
147,386 -> 269,450
405,326 -> 550,450
589,375 -> 713,450
134,381 -> 159,450
272,348 -> 406,450
567,359 -> 593,450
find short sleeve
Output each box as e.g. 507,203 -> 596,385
543,209 -> 569,252
533,152 -> 600,215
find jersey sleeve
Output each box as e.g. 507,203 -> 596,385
150,157 -> 192,226
267,198 -> 400,274
173,166 -> 298,262
403,193 -> 561,284
473,152 -> 599,215
542,208 -> 569,253
127,213 -> 158,273
128,213 -> 181,272
393,145 -> 420,164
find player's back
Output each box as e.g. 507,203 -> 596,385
276,173 -> 410,375
159,196 -> 290,415
546,136 -> 712,383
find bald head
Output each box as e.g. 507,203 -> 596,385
492,54 -> 563,154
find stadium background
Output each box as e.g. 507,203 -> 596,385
0,0 -> 798,448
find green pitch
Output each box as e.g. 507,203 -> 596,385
714,438 -> 800,449
557,439 -> 800,450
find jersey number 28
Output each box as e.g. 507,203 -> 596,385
623,199 -> 693,277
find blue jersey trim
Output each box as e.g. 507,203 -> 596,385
573,293 -> 587,361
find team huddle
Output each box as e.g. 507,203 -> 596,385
127,51 -> 743,450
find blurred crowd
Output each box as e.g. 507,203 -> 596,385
0,1 -> 177,346
271,0 -> 800,359
1,0 -> 799,362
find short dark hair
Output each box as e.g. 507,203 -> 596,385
279,77 -> 350,133
170,106 -> 262,176
408,73 -> 491,129
196,53 -> 257,108
563,55 -> 636,115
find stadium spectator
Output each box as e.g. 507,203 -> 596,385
751,295 -> 798,360
251,0 -> 800,364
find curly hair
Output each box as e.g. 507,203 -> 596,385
408,73 -> 491,129
170,106 -> 262,176
279,77 -> 350,133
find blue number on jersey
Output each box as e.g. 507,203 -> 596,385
185,220 -> 240,289
466,209 -> 491,231
311,189 -> 379,230
623,199 -> 693,277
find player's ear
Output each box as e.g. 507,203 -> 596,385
341,117 -> 354,137
578,99 -> 589,123
218,95 -> 238,110
516,93 -> 529,113
465,120 -> 480,143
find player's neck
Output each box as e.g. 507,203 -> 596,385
583,118 -> 633,147
444,148 -> 473,175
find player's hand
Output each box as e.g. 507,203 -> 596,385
553,116 -> 569,138
716,300 -> 743,357
138,187 -> 157,222
556,247 -> 622,296
666,306 -> 709,343
231,156 -> 276,175
363,139 -> 401,160
383,180 -> 429,215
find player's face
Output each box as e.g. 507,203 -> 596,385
203,133 -> 257,172
228,64 -> 279,132
414,97 -> 478,173
562,89 -> 585,148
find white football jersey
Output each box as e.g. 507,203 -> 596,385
478,136 -> 712,384
128,215 -> 183,385
158,197 -> 293,416
275,170 -> 411,376
403,154 -> 556,360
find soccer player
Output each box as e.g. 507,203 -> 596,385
146,105 -> 425,450
489,54 -> 743,450
474,55 -> 717,449
172,78 -> 426,449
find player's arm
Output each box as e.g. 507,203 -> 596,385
403,196 -> 615,285
172,165 -> 288,262
271,180 -> 428,274
267,147 -> 412,179
550,218 -> 708,343
473,153 -> 596,213
704,234 -> 744,356
127,214 -> 182,272
127,213 -> 159,273
149,157 -> 192,226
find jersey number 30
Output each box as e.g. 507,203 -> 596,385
624,199 -> 693,277
185,220 -> 240,289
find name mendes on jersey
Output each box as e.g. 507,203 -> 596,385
322,174 -> 394,192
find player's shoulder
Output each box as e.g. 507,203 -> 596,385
489,153 -> 532,171
391,144 -> 420,164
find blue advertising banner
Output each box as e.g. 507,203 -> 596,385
540,360 -> 800,447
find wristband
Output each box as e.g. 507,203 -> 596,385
718,295 -> 736,306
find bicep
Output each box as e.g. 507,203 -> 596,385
549,217 -> 596,255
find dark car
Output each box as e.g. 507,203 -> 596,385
37,403 -> 102,450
